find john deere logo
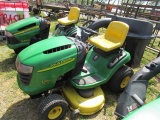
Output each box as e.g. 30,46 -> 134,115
14,26 -> 39,35
37,58 -> 75,73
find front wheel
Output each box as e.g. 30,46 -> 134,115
107,66 -> 134,93
38,94 -> 68,120
30,36 -> 39,45
14,47 -> 25,54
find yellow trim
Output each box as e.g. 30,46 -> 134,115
48,106 -> 62,119
37,58 -> 75,73
21,40 -> 29,42
14,25 -> 39,36
120,76 -> 131,88
62,86 -> 105,115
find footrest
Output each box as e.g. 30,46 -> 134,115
73,75 -> 100,85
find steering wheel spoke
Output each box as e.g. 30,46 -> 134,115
78,26 -> 98,35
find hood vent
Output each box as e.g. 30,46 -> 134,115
18,23 -> 36,31
43,44 -> 71,54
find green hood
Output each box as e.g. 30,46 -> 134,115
5,17 -> 40,34
18,36 -> 76,66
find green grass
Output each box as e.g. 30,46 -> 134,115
0,22 -> 160,120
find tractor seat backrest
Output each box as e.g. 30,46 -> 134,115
89,21 -> 129,52
58,7 -> 80,26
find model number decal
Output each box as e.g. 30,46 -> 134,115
37,58 -> 75,73
42,80 -> 51,84
21,39 -> 29,42
14,25 -> 39,35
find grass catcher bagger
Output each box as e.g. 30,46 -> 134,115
115,56 -> 160,120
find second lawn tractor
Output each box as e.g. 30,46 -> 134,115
15,20 -> 134,120
115,56 -> 160,120
5,7 -> 81,54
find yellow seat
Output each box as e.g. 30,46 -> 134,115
89,21 -> 129,52
58,7 -> 80,26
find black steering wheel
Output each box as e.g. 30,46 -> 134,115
78,26 -> 98,35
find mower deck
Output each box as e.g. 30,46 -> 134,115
62,85 -> 105,115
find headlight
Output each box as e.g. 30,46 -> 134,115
5,31 -> 13,37
15,57 -> 33,74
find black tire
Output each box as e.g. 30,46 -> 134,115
14,47 -> 25,54
107,66 -> 134,93
38,94 -> 68,120
30,94 -> 42,99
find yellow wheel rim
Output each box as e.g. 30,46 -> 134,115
48,106 -> 62,119
120,76 -> 131,88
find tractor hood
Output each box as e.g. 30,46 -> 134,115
18,36 -> 76,66
5,17 -> 40,34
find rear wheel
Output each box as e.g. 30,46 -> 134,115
107,66 -> 134,93
38,94 -> 68,120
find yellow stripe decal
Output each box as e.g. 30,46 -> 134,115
14,25 -> 39,35
37,58 -> 75,73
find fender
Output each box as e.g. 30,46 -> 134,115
115,56 -> 160,118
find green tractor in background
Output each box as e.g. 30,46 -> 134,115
15,20 -> 134,120
5,7 -> 80,54
115,56 -> 160,120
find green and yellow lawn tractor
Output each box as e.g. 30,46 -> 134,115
5,7 -> 81,54
115,56 -> 160,120
15,20 -> 134,120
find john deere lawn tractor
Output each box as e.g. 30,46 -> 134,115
15,20 -> 134,120
5,7 -> 80,54
115,56 -> 160,120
